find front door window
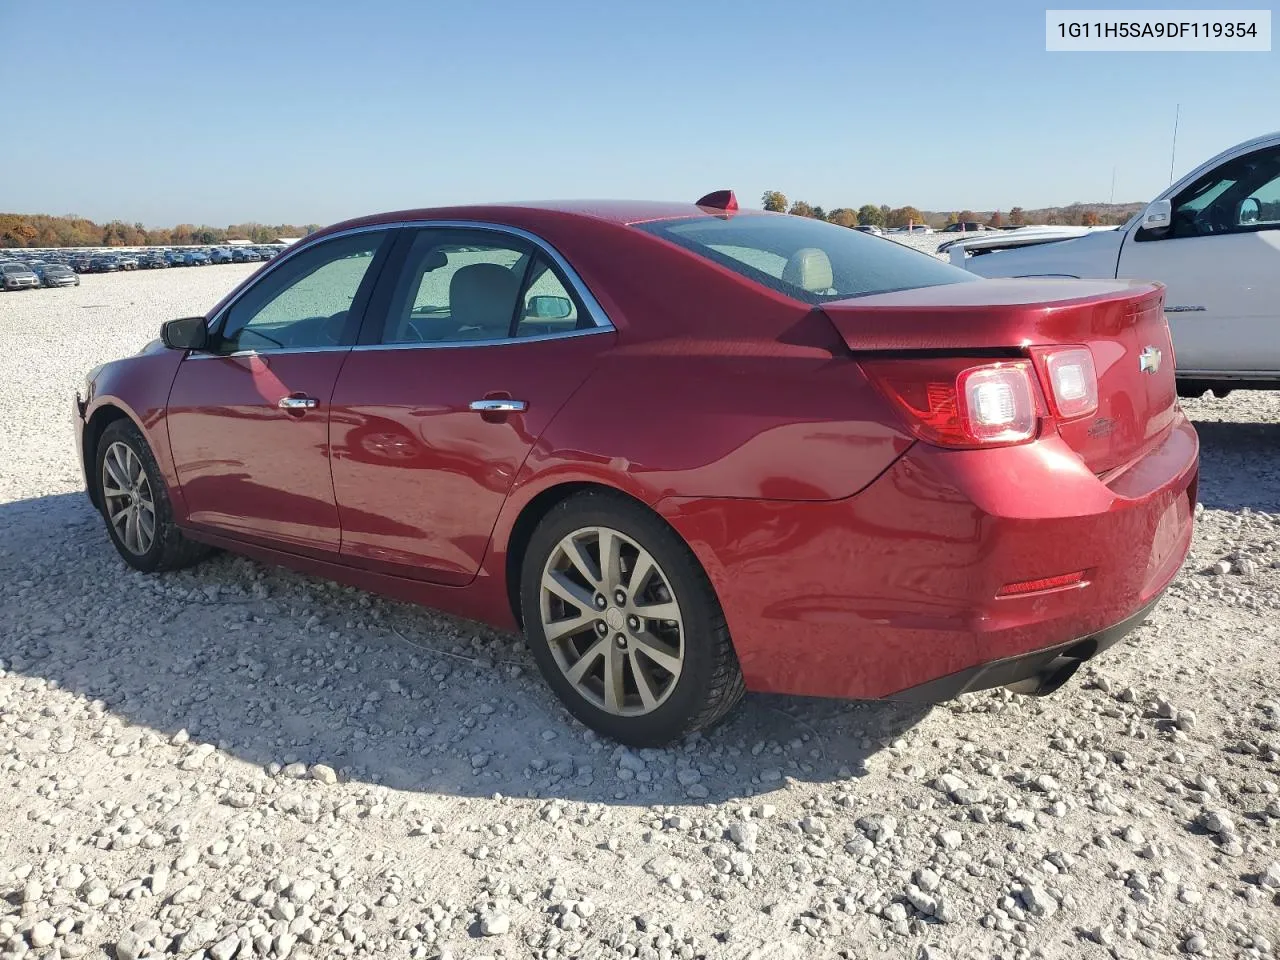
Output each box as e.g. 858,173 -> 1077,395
216,232 -> 385,353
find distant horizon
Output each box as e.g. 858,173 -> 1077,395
1,198 -> 1148,235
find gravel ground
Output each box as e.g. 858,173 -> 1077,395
2,267 -> 1279,960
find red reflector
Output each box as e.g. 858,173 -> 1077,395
996,570 -> 1088,598
695,189 -> 738,212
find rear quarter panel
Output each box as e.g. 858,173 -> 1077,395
516,346 -> 913,503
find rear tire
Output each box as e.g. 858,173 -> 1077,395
520,490 -> 744,747
95,419 -> 213,573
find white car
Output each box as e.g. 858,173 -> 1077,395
953,132 -> 1280,396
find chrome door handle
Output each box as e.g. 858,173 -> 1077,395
469,399 -> 527,413
278,396 -> 319,410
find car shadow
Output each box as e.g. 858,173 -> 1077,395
0,491 -> 930,806
1191,419 -> 1280,511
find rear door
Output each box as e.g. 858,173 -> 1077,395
329,225 -> 615,584
1117,144 -> 1280,374
167,230 -> 391,555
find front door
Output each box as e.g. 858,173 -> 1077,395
167,230 -> 390,555
1118,144 -> 1280,374
329,226 -> 615,584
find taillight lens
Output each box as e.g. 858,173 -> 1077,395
862,358 -> 1039,448
1041,347 -> 1098,419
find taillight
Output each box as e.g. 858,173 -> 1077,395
1040,347 -> 1098,419
862,357 -> 1040,448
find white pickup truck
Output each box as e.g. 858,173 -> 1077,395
951,132 -> 1280,397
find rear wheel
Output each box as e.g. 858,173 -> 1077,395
521,491 -> 744,746
95,419 -> 212,573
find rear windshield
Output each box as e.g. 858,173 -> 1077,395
635,214 -> 976,304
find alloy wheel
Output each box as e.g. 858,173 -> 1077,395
102,440 -> 156,556
539,525 -> 685,716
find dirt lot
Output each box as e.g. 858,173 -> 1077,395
1,266 -> 1278,960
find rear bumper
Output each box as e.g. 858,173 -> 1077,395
889,593 -> 1161,701
660,412 -> 1198,701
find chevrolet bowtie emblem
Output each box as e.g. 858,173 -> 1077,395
1139,346 -> 1162,374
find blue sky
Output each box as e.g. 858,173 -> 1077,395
4,1 -> 1276,225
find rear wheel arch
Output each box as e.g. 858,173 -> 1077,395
503,481 -> 718,629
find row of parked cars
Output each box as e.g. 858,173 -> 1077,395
853,222 -> 1006,237
0,245 -> 284,290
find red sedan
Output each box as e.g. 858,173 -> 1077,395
74,192 -> 1198,746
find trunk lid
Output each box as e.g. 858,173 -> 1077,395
820,278 -> 1177,474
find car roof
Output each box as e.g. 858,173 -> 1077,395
316,199 -> 759,238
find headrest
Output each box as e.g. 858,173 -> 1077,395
781,247 -> 834,293
449,263 -> 522,331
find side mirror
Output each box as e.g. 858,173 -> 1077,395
1238,197 -> 1261,226
1138,199 -> 1172,236
160,316 -> 210,351
527,295 -> 573,320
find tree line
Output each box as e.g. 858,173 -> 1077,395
0,213 -> 322,249
760,192 -> 1137,228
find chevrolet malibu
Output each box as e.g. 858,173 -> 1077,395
74,193 -> 1199,746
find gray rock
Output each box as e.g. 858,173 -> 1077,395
936,830 -> 963,850
1018,883 -> 1057,919
179,919 -> 218,952
798,816 -> 825,836
29,921 -> 56,948
480,913 -> 510,936
169,883 -> 203,905
1200,808 -> 1235,835
618,750 -> 646,774
882,902 -> 908,923
728,822 -> 759,852
1259,862 -> 1280,890
915,868 -> 941,893
934,773 -> 969,794
210,933 -> 241,960
905,884 -> 938,916
114,932 -> 146,960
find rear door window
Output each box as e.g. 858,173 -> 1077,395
374,229 -> 594,344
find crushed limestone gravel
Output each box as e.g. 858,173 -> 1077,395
1,265 -> 1278,959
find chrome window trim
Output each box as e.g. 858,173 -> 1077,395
350,325 -> 614,353
186,344 -> 352,361
202,220 -> 616,346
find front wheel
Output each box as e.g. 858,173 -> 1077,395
520,491 -> 744,747
95,419 -> 212,573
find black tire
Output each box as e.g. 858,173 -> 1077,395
95,418 -> 213,573
520,490 -> 745,747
